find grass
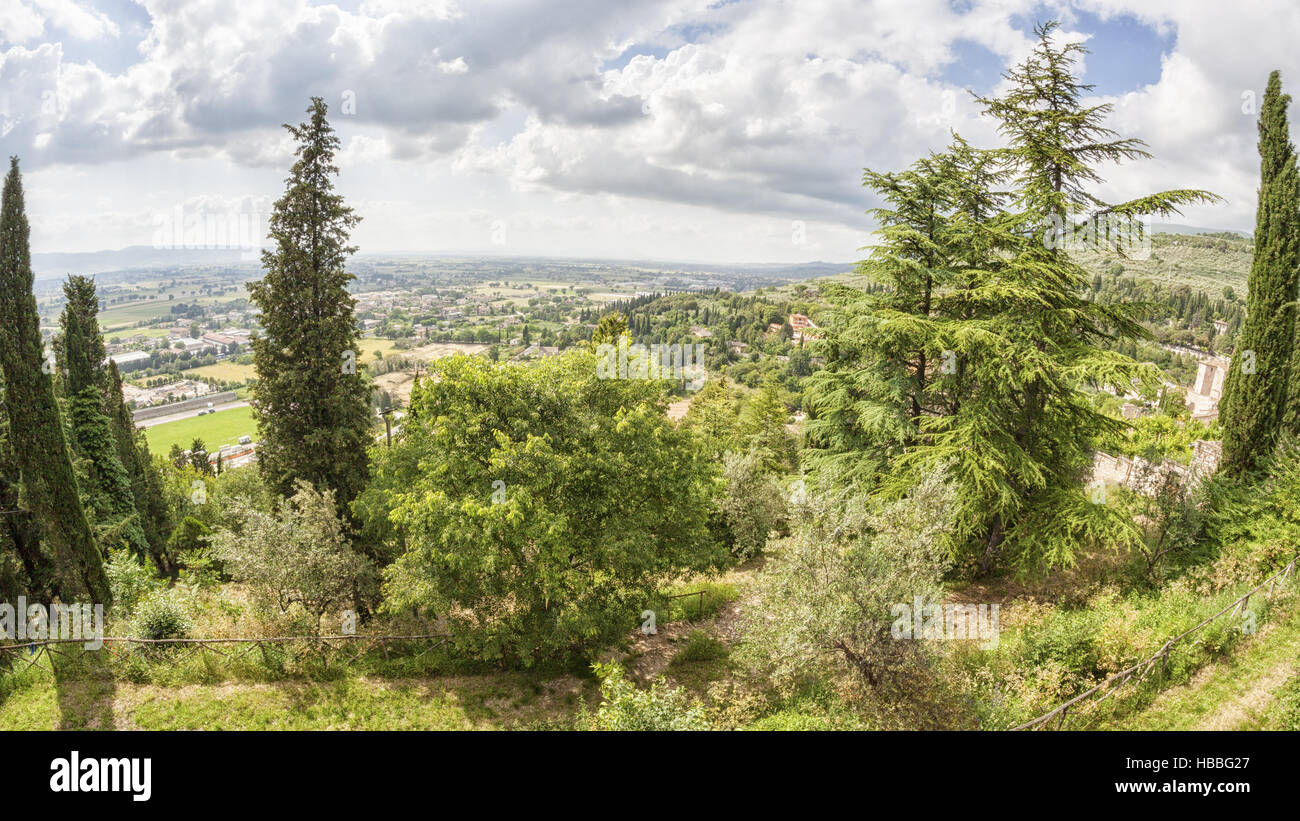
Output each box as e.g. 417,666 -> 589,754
1263,670 -> 1300,730
651,580 -> 739,623
665,630 -> 732,693
0,666 -> 590,730
144,405 -> 257,453
1113,601 -> 1300,730
358,337 -> 399,359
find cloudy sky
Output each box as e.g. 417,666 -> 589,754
0,0 -> 1295,263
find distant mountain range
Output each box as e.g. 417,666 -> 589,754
31,224 -> 1247,282
32,246 -> 259,280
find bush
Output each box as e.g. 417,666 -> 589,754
105,549 -> 165,617
133,591 -> 192,640
670,629 -> 728,666
719,449 -> 787,559
737,467 -> 955,696
590,663 -> 709,731
209,481 -> 375,634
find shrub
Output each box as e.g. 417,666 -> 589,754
737,466 -> 955,695
133,591 -> 192,640
719,449 -> 787,559
209,481 -> 375,634
670,629 -> 729,666
590,663 -> 709,731
105,548 -> 165,617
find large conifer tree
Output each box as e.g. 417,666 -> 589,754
59,275 -> 149,557
249,98 -> 371,507
1222,71 -> 1300,467
0,157 -> 110,602
105,361 -> 174,571
806,22 -> 1218,576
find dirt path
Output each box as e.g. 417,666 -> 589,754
1118,600 -> 1300,730
1194,660 -> 1296,730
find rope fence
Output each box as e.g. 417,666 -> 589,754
1011,554 -> 1299,731
0,632 -> 454,676
0,588 -> 715,676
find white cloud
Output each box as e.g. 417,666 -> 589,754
2,0 -> 1296,260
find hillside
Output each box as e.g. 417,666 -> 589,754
771,231 -> 1252,300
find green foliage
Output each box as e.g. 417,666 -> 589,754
718,449 -> 787,559
187,438 -> 211,475
210,481 -> 375,633
670,629 -> 729,666
737,467 -> 955,695
105,548 -> 165,617
67,384 -> 149,556
682,376 -> 742,459
1222,71 -> 1300,472
1205,437 -> 1300,579
739,378 -> 796,472
248,97 -> 372,508
166,516 -> 211,561
133,590 -> 192,640
1104,414 -> 1219,464
1269,673 -> 1300,730
589,663 -> 709,731
803,22 -> 1217,575
591,312 -> 628,345
364,351 -> 725,666
0,157 -> 109,603
648,580 -> 738,624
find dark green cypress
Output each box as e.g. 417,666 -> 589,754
248,98 -> 371,508
1220,71 -> 1300,477
105,361 -> 174,571
0,391 -> 49,597
59,276 -> 150,558
0,157 -> 110,603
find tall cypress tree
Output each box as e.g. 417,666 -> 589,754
59,275 -> 149,557
0,393 -> 48,597
249,98 -> 371,508
105,361 -> 174,571
1221,71 -> 1300,476
0,157 -> 110,602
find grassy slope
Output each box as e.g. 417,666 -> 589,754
1113,603 -> 1300,731
779,232 -> 1252,301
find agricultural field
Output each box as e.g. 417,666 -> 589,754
96,298 -> 179,329
144,404 -> 257,453
182,361 -> 257,383
1071,232 -> 1251,296
104,327 -> 173,343
357,337 -> 399,359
